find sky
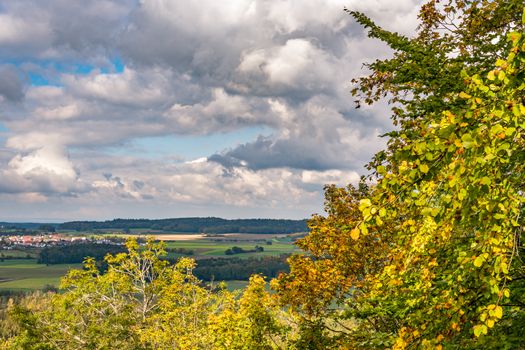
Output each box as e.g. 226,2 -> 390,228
0,0 -> 423,222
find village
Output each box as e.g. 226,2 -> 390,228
0,233 -> 120,249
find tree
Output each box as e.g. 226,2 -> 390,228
38,224 -> 56,233
275,2 -> 525,348
209,275 -> 291,349
4,239 -> 289,349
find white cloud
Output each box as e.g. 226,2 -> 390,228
0,14 -> 51,46
301,169 -> 360,186
63,67 -> 175,107
0,146 -> 84,195
237,38 -> 336,94
9,146 -> 76,179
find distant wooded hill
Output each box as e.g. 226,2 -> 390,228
59,217 -> 308,234
0,222 -> 49,230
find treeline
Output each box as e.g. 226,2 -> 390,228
37,243 -> 127,265
60,217 -> 307,234
224,245 -> 264,255
191,255 -> 290,281
0,222 -> 50,230
165,247 -> 195,255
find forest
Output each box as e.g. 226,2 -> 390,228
59,217 -> 308,234
1,1 -> 525,348
37,244 -> 127,265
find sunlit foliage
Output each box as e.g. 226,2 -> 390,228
276,1 -> 525,348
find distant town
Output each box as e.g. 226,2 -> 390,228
0,233 -> 120,249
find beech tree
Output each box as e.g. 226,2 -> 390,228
276,1 -> 525,349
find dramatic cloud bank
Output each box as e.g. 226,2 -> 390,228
0,0 -> 422,221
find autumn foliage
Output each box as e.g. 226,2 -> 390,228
276,1 -> 525,348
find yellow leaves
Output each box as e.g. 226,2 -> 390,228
359,198 -> 372,209
393,328 -> 408,350
475,305 -> 504,336
490,305 -> 503,319
479,177 -> 491,186
393,337 -> 407,350
473,253 -> 488,268
384,265 -> 398,279
358,198 -> 377,222
500,261 -> 509,274
520,104 -> 525,116
474,324 -> 488,337
459,91 -> 472,99
495,58 -> 507,68
350,227 -> 360,241
419,164 -> 429,174
359,222 -> 369,235
458,188 -> 467,201
389,278 -> 403,287
507,31 -> 522,45
473,256 -> 483,268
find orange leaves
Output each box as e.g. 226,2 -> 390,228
350,227 -> 360,241
274,255 -> 353,316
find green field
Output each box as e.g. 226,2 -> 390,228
164,239 -> 299,258
0,259 -> 81,291
217,280 -> 249,292
0,248 -> 39,259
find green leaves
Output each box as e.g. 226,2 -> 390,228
461,133 -> 476,148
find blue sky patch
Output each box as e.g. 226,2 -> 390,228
108,126 -> 273,160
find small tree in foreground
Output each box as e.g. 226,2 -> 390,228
5,239 -> 289,350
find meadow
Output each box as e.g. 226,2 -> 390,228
163,236 -> 299,258
0,259 -> 81,291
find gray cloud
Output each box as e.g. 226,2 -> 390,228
0,0 -> 134,60
0,65 -> 25,102
210,135 -> 341,171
